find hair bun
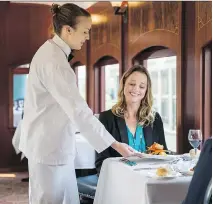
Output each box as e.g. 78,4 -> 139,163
51,4 -> 60,15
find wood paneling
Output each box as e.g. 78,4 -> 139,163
181,1 -> 197,152
128,2 -> 179,45
0,2 -> 51,169
89,2 -> 121,65
0,2 -> 11,169
6,3 -> 51,66
195,1 -> 212,138
128,2 -> 181,60
202,43 -> 212,141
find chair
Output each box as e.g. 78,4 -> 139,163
204,179 -> 212,204
77,174 -> 98,204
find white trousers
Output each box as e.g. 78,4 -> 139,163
28,159 -> 80,204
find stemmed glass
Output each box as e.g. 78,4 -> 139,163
188,129 -> 202,155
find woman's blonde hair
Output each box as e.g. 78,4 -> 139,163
112,65 -> 155,126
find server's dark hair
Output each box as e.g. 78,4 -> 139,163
51,3 -> 91,35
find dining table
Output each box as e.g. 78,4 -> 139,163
94,154 -> 194,204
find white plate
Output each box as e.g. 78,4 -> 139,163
147,171 -> 181,179
133,153 -> 177,161
180,170 -> 194,176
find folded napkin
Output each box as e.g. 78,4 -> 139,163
171,159 -> 194,173
12,120 -> 25,160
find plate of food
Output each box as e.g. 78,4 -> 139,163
147,167 -> 181,179
134,143 -> 176,160
146,142 -> 168,155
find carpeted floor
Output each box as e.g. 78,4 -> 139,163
0,172 -> 29,204
0,173 -> 93,204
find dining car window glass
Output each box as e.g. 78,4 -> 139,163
147,56 -> 176,151
104,64 -> 120,110
11,64 -> 30,128
76,65 -> 87,100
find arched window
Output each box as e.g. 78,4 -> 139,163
94,56 -> 120,113
133,47 -> 177,151
9,64 -> 30,128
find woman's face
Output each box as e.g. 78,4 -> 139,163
124,71 -> 148,105
67,16 -> 92,50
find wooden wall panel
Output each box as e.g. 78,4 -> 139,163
0,2 -> 51,169
195,1 -> 212,139
181,1 -> 197,152
89,2 -> 121,65
128,2 -> 181,60
6,3 -> 51,66
0,2 -> 11,170
29,5 -> 52,60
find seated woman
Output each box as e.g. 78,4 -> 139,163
95,65 -> 167,174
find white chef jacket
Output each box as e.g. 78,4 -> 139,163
19,35 -> 115,165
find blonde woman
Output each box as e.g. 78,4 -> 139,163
95,65 -> 167,174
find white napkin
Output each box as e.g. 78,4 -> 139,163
12,120 -> 25,160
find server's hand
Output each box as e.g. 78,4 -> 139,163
111,141 -> 135,157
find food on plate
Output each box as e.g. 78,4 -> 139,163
149,142 -> 164,150
146,142 -> 167,156
156,167 -> 169,177
159,151 -> 167,156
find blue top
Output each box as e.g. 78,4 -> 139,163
126,125 -> 146,152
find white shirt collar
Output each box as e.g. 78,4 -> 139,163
52,34 -> 71,57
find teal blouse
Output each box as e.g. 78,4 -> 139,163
126,125 -> 146,152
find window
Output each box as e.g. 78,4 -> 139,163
104,64 -> 120,110
10,64 -> 30,128
75,65 -> 87,100
147,56 -> 176,151
94,57 -> 120,113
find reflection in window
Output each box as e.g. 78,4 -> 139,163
151,72 -> 158,95
172,98 -> 176,131
148,56 -> 176,151
161,70 -> 169,95
13,74 -> 28,127
172,68 -> 176,95
153,97 -> 158,111
161,99 -> 169,124
76,65 -> 86,100
104,64 -> 119,110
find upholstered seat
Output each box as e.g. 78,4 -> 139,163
204,178 -> 212,204
77,174 -> 98,203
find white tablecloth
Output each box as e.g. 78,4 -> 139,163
94,157 -> 192,204
74,134 -> 96,169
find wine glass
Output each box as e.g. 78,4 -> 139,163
188,129 -> 202,155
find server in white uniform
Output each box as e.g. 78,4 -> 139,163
18,3 -> 136,204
